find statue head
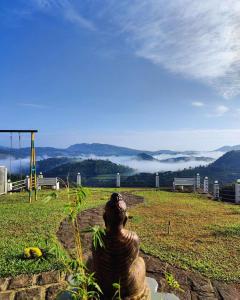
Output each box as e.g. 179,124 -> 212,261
103,193 -> 127,231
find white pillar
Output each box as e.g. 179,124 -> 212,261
25,175 -> 30,190
213,180 -> 220,199
235,179 -> 240,204
116,173 -> 121,188
0,166 -> 7,195
173,182 -> 175,191
7,179 -> 12,192
56,181 -> 60,190
37,172 -> 43,190
155,173 -> 159,188
203,177 -> 208,193
196,173 -> 201,189
77,172 -> 81,187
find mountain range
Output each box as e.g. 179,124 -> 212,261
0,143 -> 201,159
36,150 -> 240,187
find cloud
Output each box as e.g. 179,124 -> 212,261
192,101 -> 204,107
18,103 -> 48,109
215,105 -> 229,116
30,0 -> 95,30
107,0 -> 240,98
206,105 -> 229,117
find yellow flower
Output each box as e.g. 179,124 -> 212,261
24,247 -> 42,258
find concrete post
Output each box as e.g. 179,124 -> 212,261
25,176 -> 30,190
213,180 -> 220,200
203,177 -> 208,193
116,173 -> 121,188
37,172 -> 43,190
77,172 -> 81,187
235,179 -> 240,204
0,166 -> 7,195
196,173 -> 201,189
7,179 -> 12,192
56,181 -> 60,190
155,173 -> 160,188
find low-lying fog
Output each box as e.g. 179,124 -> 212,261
0,151 -> 223,174
85,151 -> 223,173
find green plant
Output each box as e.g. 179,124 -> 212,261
112,282 -> 121,300
84,225 -> 106,250
165,272 -> 183,292
43,186 -> 103,299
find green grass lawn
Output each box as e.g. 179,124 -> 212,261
0,188 -> 116,278
127,190 -> 240,282
1,188 -> 240,283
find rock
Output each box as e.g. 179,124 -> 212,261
46,282 -> 68,300
36,271 -> 61,285
213,281 -> 240,300
0,277 -> 10,291
0,291 -> 15,300
14,287 -> 43,300
8,274 -> 35,289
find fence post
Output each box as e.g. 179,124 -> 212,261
196,173 -> 201,190
213,180 -> 220,200
7,179 -> 12,192
235,179 -> 240,204
155,173 -> 159,188
77,172 -> 81,187
37,172 -> 43,190
56,180 -> 60,190
116,173 -> 121,188
25,175 -> 30,190
203,177 -> 208,193
0,166 -> 7,195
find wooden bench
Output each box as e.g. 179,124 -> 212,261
173,178 -> 195,192
37,178 -> 59,190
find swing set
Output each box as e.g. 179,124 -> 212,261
0,130 -> 38,203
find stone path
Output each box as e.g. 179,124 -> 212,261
57,192 -> 240,300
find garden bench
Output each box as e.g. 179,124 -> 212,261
173,177 -> 195,192
37,177 -> 59,190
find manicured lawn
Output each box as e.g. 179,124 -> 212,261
0,188 -> 114,277
1,188 -> 239,283
127,190 -> 240,282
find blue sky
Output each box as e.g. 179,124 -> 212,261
1,0 -> 240,150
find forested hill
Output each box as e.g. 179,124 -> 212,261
45,159 -> 133,180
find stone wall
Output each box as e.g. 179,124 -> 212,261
0,270 -> 68,300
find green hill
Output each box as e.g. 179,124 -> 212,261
46,159 -> 133,182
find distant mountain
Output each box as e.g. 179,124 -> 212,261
0,142 -> 221,158
136,153 -> 156,161
37,157 -> 76,173
215,145 -> 240,152
66,143 -> 143,156
159,156 -> 214,163
126,150 -> 240,187
0,147 -> 66,159
45,159 -> 133,180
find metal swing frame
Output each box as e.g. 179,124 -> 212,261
0,130 -> 38,203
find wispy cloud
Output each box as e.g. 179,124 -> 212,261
192,101 -> 204,107
18,103 -> 48,109
30,0 -> 95,30
207,104 -> 229,117
215,105 -> 229,116
107,0 -> 240,98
